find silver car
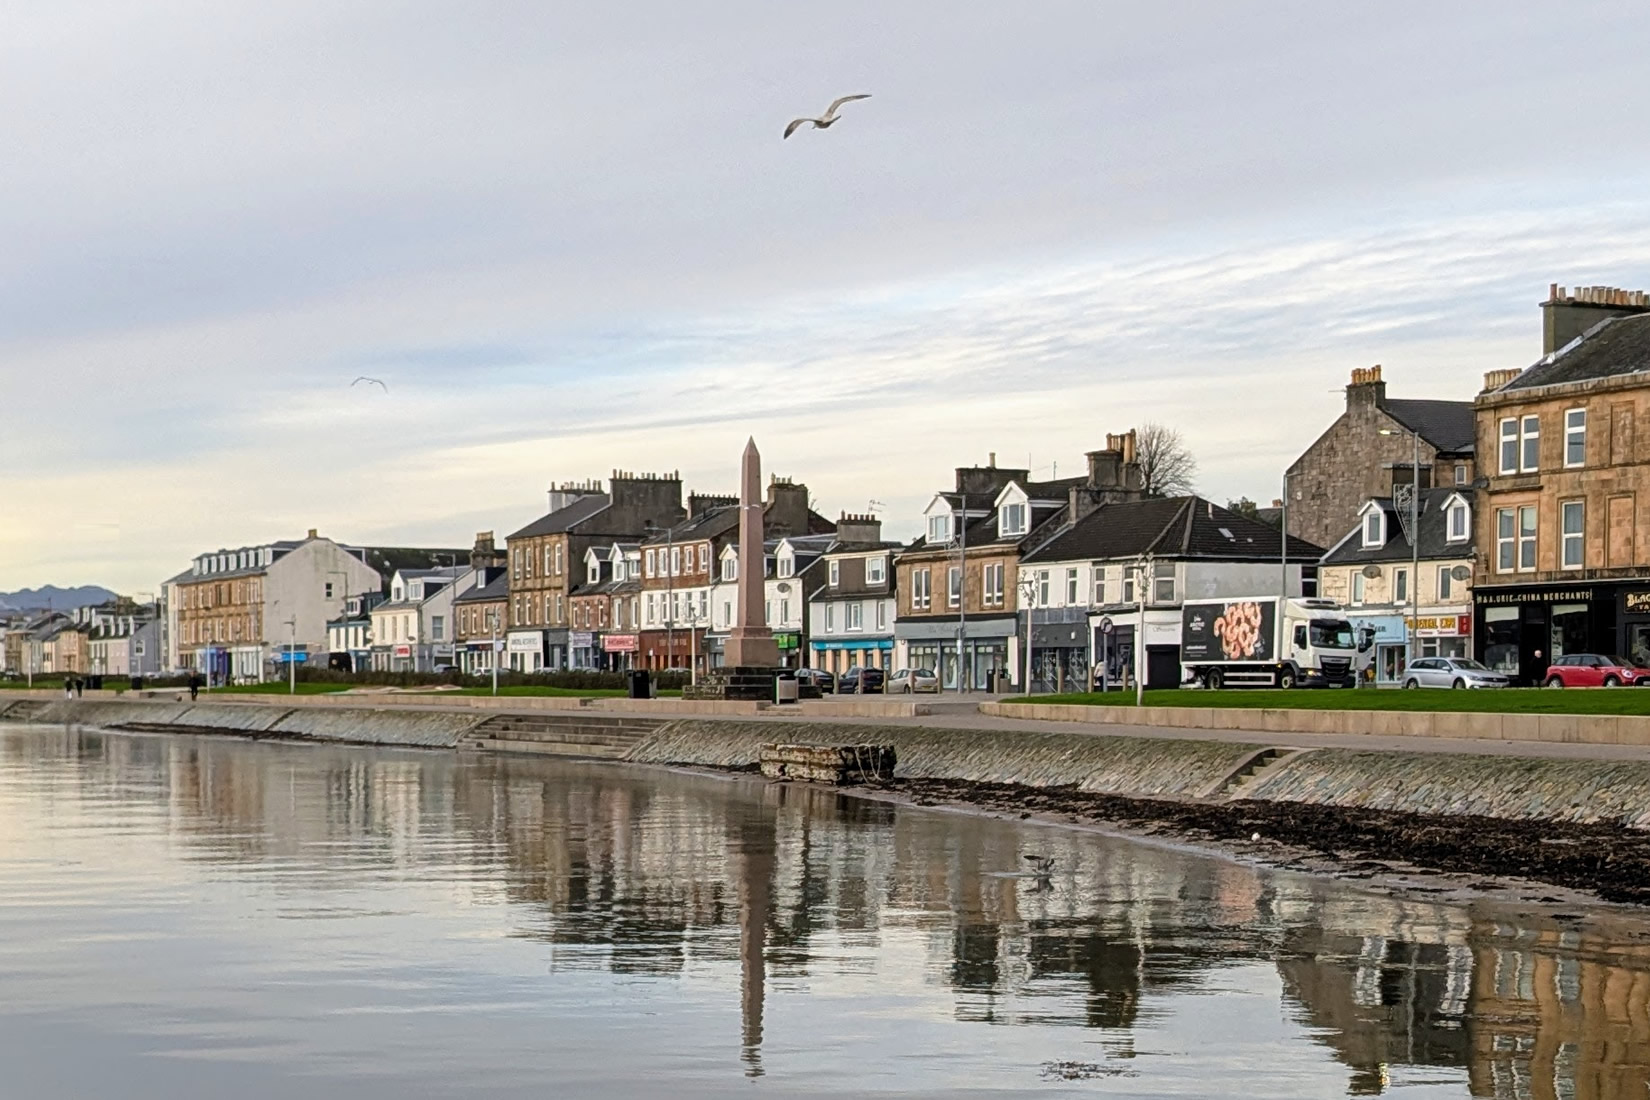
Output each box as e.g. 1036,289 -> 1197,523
888,668 -> 939,694
1402,657 -> 1509,689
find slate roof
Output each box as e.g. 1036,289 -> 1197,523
1494,312 -> 1650,392
507,494 -> 613,540
359,547 -> 470,587
452,571 -> 509,604
1320,488 -> 1475,566
1383,399 -> 1477,453
1022,496 -> 1323,564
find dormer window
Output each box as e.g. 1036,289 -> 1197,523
828,560 -> 840,587
722,556 -> 737,582
589,561 -> 600,585
777,554 -> 794,579
867,556 -> 886,585
927,514 -> 951,544
1000,502 -> 1027,537
1362,508 -> 1385,549
1446,498 -> 1469,542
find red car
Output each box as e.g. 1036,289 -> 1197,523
1542,654 -> 1650,688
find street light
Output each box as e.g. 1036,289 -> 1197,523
1018,576 -> 1037,695
286,616 -> 297,695
1379,427 -> 1422,671
644,522 -> 679,679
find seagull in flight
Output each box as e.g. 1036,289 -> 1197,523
351,376 -> 388,393
784,94 -> 871,140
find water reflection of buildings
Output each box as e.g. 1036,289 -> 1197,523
8,726 -> 1650,1097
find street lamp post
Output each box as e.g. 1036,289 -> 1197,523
1019,577 -> 1037,695
1280,471 -> 1290,599
286,616 -> 297,695
1136,555 -> 1149,708
1380,427 -> 1423,670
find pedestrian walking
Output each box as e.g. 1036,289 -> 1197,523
74,676 -> 84,698
188,674 -> 200,702
64,679 -> 73,699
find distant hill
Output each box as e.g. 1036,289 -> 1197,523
0,585 -> 118,612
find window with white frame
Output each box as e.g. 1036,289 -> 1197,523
543,545 -> 552,574
867,556 -> 886,584
1454,463 -> 1468,485
646,593 -> 657,624
698,544 -> 709,571
824,604 -> 835,632
1153,572 -> 1175,603
1518,504 -> 1537,570
846,602 -> 863,631
1066,568 -> 1079,604
1499,418 -> 1518,474
1436,565 -> 1453,602
1394,567 -> 1408,604
722,555 -> 736,581
982,562 -> 1003,606
1496,508 -> 1515,572
876,601 -> 888,629
1362,509 -> 1384,548
1561,500 -> 1584,568
1565,409 -> 1586,467
554,544 -> 563,574
780,597 -> 790,623
1092,566 -> 1106,605
1000,502 -> 1027,537
948,566 -> 961,607
1122,567 -> 1139,603
828,560 -> 840,587
765,600 -> 773,625
1521,415 -> 1540,472
1351,571 -> 1366,604
912,567 -> 931,610
1447,498 -> 1469,542
645,549 -> 656,577
927,514 -> 950,544
670,547 -> 681,576
589,559 -> 600,584
432,616 -> 445,641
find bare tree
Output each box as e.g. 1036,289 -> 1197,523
1135,422 -> 1197,497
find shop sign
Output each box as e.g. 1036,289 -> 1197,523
603,634 -> 639,653
1406,614 -> 1470,637
506,633 -> 542,654
775,632 -> 800,651
393,645 -> 412,658
569,631 -> 595,647
433,644 -> 454,657
1476,588 -> 1594,605
1625,591 -> 1650,615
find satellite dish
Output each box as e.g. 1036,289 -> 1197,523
1450,565 -> 1472,581
1361,564 -> 1383,579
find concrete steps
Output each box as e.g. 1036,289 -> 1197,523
1201,746 -> 1315,800
460,712 -> 668,760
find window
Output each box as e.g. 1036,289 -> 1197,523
846,602 -> 863,631
828,560 -> 840,587
1000,502 -> 1027,536
1496,508 -> 1515,572
765,600 -> 773,625
876,601 -> 888,630
927,514 -> 950,544
1454,463 -> 1468,485
645,549 -> 656,577
324,582 -> 334,599
1066,568 -> 1079,604
825,604 -> 835,633
948,566 -> 961,608
1153,573 -> 1175,603
1092,567 -> 1106,605
1351,571 -> 1366,605
867,556 -> 886,585
554,544 -> 563,574
670,547 -> 681,576
777,554 -> 794,579
1035,569 -> 1050,606
1565,408 -> 1586,467
1362,509 -> 1384,548
1519,505 -> 1537,570
1447,499 -> 1469,542
1394,568 -> 1408,604
982,562 -> 1004,606
589,560 -> 600,585
432,616 -> 445,641
1499,418 -> 1518,474
544,545 -> 552,574
698,544 -> 709,571
1521,415 -> 1541,471
647,593 -> 657,624
555,594 -> 564,623
1122,567 -> 1138,604
1437,565 -> 1453,602
912,567 -> 931,610
1562,500 -> 1584,568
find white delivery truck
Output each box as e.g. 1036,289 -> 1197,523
1180,597 -> 1359,689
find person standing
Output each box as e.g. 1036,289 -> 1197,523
188,673 -> 200,702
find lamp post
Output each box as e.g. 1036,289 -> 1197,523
1019,577 -> 1037,694
645,523 -> 677,677
1280,471 -> 1290,599
1379,427 -> 1423,671
286,616 -> 297,695
1136,555 -> 1149,708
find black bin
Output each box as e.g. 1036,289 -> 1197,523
628,669 -> 651,700
131,676 -> 145,692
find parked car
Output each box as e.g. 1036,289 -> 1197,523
1401,657 -> 1509,689
888,668 -> 939,694
1542,654 -> 1650,688
794,667 -> 835,692
838,666 -> 885,694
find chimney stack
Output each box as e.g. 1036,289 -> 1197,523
834,512 -> 882,544
1481,368 -> 1522,393
1346,365 -> 1386,411
1542,283 -> 1650,354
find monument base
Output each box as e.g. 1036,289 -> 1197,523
685,666 -> 822,702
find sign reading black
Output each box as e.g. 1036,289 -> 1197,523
1625,591 -> 1650,616
1181,600 -> 1276,663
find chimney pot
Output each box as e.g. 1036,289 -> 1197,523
307,528 -> 318,539
988,452 -> 996,467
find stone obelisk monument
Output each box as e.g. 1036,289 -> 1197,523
725,437 -> 780,669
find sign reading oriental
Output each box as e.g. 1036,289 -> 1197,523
1405,615 -> 1470,637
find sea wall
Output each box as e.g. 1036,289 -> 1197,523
13,699 -> 481,749
624,719 -> 1262,798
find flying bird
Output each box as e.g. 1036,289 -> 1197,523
783,94 -> 871,140
352,376 -> 388,393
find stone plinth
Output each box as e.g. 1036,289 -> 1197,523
759,743 -> 896,784
686,667 -> 822,702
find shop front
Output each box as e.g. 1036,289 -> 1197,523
1409,612 -> 1472,660
1475,583 -> 1639,685
568,631 -> 597,670
1029,610 -> 1088,693
1348,614 -> 1407,686
602,632 -> 639,671
811,637 -> 895,675
460,639 -> 500,676
896,615 -> 1015,691
506,630 -> 545,672
774,631 -> 801,669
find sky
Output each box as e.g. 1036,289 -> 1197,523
4,1 -> 1650,594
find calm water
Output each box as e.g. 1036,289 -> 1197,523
2,727 -> 1649,1099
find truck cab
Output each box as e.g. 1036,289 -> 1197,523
1181,596 -> 1358,689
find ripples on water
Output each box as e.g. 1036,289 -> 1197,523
1,726 -> 1648,1098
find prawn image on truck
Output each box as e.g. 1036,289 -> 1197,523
1180,597 -> 1359,690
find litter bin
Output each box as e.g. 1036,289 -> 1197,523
131,676 -> 145,692
774,673 -> 800,705
628,669 -> 651,700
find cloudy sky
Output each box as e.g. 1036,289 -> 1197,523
4,1 -> 1650,593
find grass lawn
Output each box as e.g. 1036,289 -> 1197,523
1002,687 -> 1650,715
396,686 -> 682,698
210,682 -> 355,695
